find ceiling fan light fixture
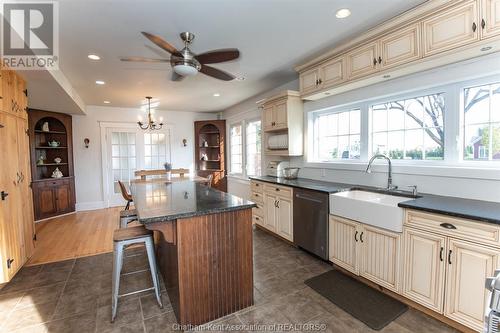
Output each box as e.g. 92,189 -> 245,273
174,64 -> 198,77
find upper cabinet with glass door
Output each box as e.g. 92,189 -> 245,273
297,0 -> 500,100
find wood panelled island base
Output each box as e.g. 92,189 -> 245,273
146,209 -> 253,326
130,181 -> 256,327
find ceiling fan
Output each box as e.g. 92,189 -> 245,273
120,32 -> 240,81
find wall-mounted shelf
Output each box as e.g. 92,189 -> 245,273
36,163 -> 68,167
34,130 -> 67,134
35,146 -> 68,149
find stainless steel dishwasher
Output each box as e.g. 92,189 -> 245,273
293,188 -> 329,260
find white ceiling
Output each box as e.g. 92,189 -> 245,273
52,0 -> 427,113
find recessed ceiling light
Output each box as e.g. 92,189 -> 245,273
335,8 -> 351,19
236,76 -> 245,81
95,80 -> 105,85
88,54 -> 100,60
213,93 -> 220,97
103,100 -> 111,104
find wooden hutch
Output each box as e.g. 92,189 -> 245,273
194,120 -> 227,192
28,109 -> 76,221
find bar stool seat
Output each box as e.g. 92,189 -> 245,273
119,209 -> 138,228
111,225 -> 162,322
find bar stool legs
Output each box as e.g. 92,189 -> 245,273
145,237 -> 163,309
111,226 -> 163,323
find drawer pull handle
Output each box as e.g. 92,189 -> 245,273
255,217 -> 259,221
448,250 -> 452,265
439,247 -> 444,262
354,231 -> 358,242
440,223 -> 456,230
275,188 -> 280,191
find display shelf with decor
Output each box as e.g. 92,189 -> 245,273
29,109 -> 76,221
194,120 -> 226,192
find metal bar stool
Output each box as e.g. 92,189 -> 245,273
111,225 -> 163,322
119,209 -> 137,228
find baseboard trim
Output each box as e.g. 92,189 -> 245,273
75,201 -> 106,211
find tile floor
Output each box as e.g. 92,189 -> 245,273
0,227 -> 458,333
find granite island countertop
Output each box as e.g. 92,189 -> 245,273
131,181 -> 256,224
250,176 -> 500,225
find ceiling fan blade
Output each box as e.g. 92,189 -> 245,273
141,32 -> 181,56
200,65 -> 235,81
195,48 -> 240,64
171,72 -> 185,81
120,56 -> 169,63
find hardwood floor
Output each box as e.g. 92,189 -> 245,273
26,207 -> 123,266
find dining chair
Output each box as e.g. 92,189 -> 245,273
118,180 -> 133,210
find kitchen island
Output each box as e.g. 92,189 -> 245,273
130,181 -> 255,326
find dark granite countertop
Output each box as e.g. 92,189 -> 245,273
249,176 -> 500,225
131,181 -> 256,224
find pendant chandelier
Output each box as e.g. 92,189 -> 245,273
138,96 -> 163,130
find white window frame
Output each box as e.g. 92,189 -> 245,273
245,119 -> 262,177
228,117 -> 262,179
305,75 -> 500,181
229,123 -> 243,176
311,108 -> 362,162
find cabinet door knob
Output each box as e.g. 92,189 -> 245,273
318,78 -> 322,85
354,231 -> 359,242
448,249 -> 452,265
481,19 -> 486,29
373,58 -> 377,66
360,232 -> 364,243
472,22 -> 477,32
378,56 -> 382,64
1,191 -> 8,200
439,247 -> 444,262
276,200 -> 280,209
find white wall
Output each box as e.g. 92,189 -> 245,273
223,80 -> 299,199
72,106 -> 215,210
224,53 -> 500,203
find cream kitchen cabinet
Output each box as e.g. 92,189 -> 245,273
261,91 -> 303,156
403,210 -> 500,332
299,68 -> 320,96
329,216 -> 359,274
346,41 -> 379,79
251,181 -> 294,242
329,215 -> 401,292
444,239 -> 499,331
422,0 -> 480,57
379,23 -> 422,70
403,227 -> 446,313
481,0 -> 500,39
263,189 -> 293,242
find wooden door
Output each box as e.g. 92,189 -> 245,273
263,193 -> 277,232
444,238 -> 499,331
276,196 -> 292,241
379,23 -> 421,70
320,57 -> 345,89
481,0 -> 500,38
359,225 -> 401,292
55,183 -> 72,213
329,216 -> 359,274
346,41 -> 379,79
0,112 -> 23,281
299,68 -> 320,95
273,100 -> 287,130
0,70 -> 4,111
422,0 -> 480,57
263,104 -> 274,131
402,228 -> 446,313
2,70 -> 14,115
16,118 -> 35,259
34,184 -> 57,217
